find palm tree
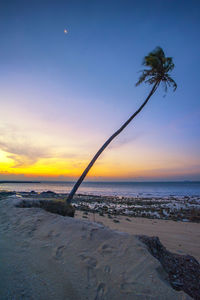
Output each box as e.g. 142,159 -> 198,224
66,46 -> 177,204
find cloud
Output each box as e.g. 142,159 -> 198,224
0,124 -> 84,168
0,125 -> 53,167
0,140 -> 51,167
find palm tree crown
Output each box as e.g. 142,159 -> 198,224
136,46 -> 177,92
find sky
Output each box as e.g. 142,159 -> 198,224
0,0 -> 200,181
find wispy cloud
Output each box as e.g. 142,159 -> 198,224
0,125 -> 54,167
0,124 -> 85,168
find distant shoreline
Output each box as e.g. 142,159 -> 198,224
0,181 -> 41,184
0,180 -> 200,184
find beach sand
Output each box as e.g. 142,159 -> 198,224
75,211 -> 200,262
0,195 -> 195,299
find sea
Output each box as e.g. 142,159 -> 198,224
0,181 -> 200,198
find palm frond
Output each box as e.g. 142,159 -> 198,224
162,80 -> 168,93
165,74 -> 177,91
135,70 -> 152,86
145,76 -> 158,85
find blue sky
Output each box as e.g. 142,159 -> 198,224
0,0 -> 200,181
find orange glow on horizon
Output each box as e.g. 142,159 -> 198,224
0,148 -> 199,181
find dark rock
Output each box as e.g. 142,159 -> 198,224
138,235 -> 200,299
30,190 -> 37,194
40,191 -> 57,197
113,219 -> 120,223
0,191 -> 16,198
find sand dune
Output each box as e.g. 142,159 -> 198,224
0,196 -> 192,299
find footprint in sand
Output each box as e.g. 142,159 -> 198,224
104,265 -> 111,273
54,245 -> 65,260
94,283 -> 106,300
79,255 -> 98,288
99,244 -> 114,255
87,266 -> 97,288
80,254 -> 97,268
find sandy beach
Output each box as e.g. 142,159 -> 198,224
1,0 -> 200,298
1,193 -> 199,299
75,211 -> 200,261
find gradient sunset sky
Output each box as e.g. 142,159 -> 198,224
0,0 -> 200,181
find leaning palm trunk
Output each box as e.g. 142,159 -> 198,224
66,81 -> 159,204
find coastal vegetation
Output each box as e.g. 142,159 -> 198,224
66,47 -> 177,204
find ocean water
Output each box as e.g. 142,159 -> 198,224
0,181 -> 200,198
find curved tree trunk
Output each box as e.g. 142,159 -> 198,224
67,81 -> 159,204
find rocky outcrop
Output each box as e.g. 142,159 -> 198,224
139,235 -> 200,299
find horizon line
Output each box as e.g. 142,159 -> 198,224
0,180 -> 200,184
